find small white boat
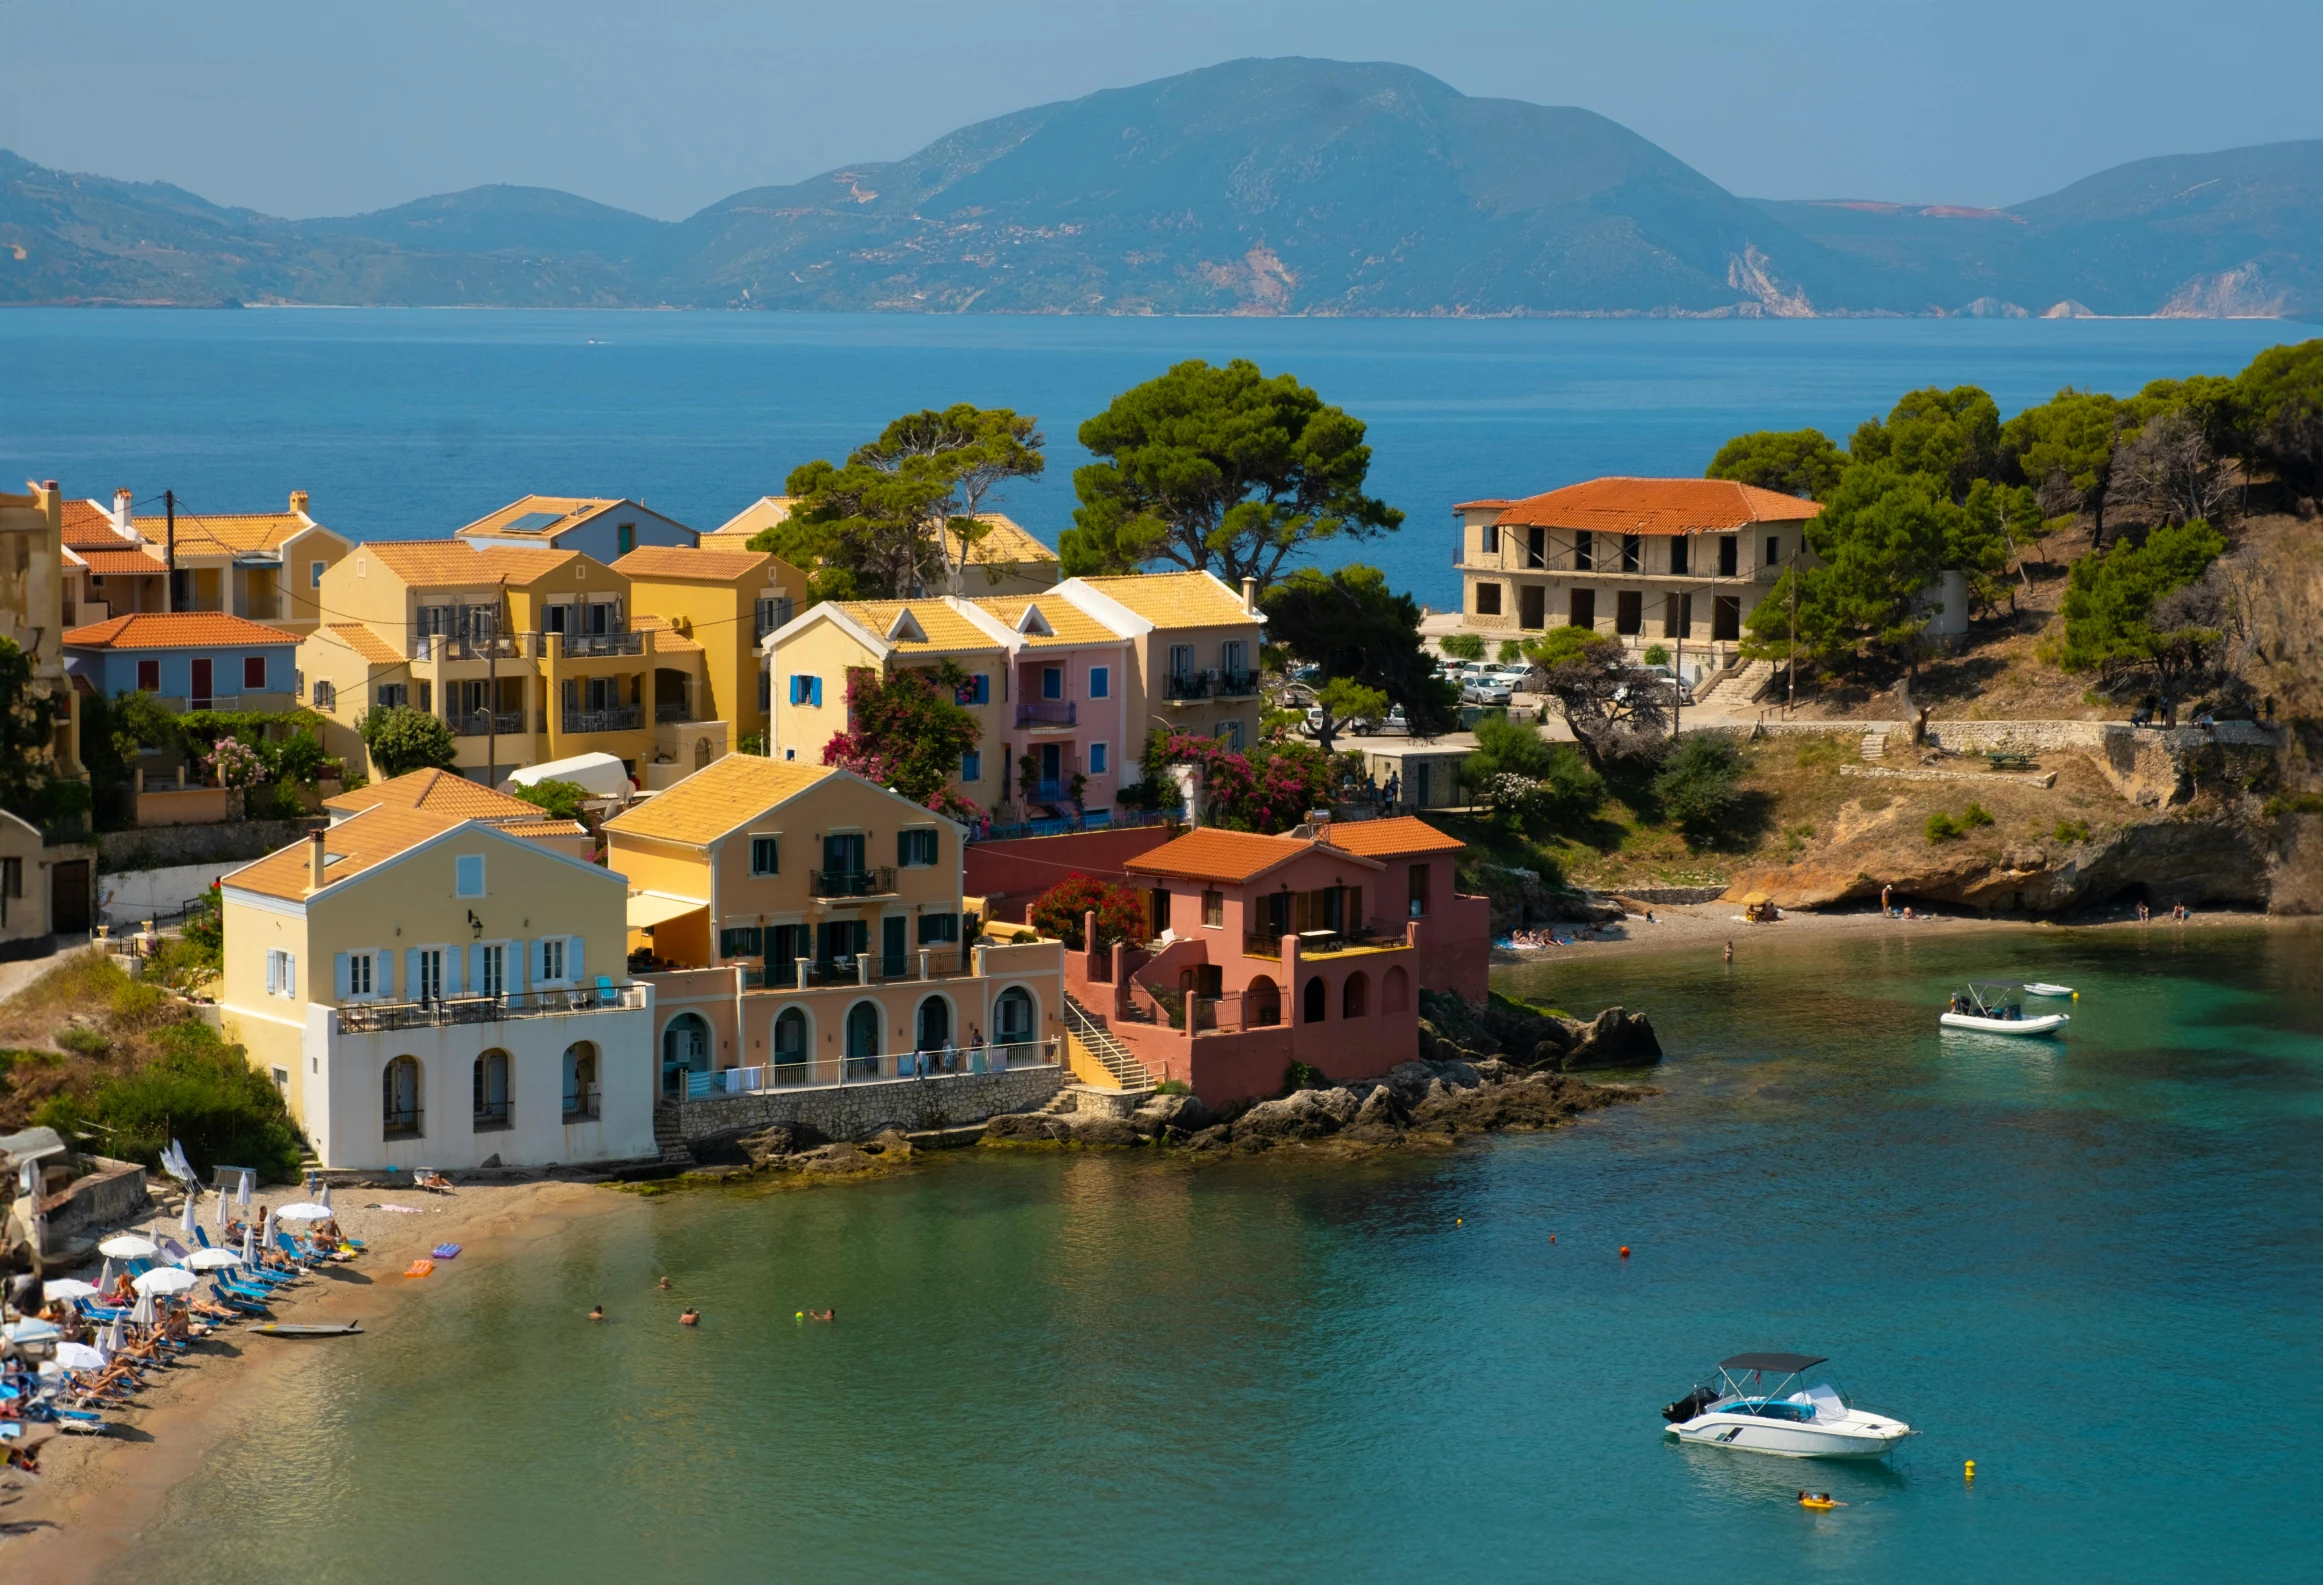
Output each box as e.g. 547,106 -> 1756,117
1663,1353 -> 1915,1459
1941,982 -> 2069,1037
2023,982 -> 2078,999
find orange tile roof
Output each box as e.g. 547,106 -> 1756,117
323,768 -> 540,821
63,612 -> 293,650
126,510 -> 322,557
361,539 -> 575,587
1319,815 -> 1465,860
1452,498 -> 1518,512
613,545 -> 771,583
631,614 -> 704,653
319,623 -> 405,666
62,501 -> 138,551
706,496 -> 793,539
604,757 -> 834,847
965,593 -> 1120,648
76,549 -> 170,577
1490,478 -> 1823,535
224,805 -> 469,902
454,495 -> 634,541
961,513 -> 1057,568
497,817 -> 592,841
1074,571 -> 1258,630
1126,828 -> 1309,885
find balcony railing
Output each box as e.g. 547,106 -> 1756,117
1015,700 -> 1076,728
449,710 -> 528,738
336,984 -> 645,1034
808,866 -> 896,899
654,702 -> 692,723
679,1038 -> 1061,1100
745,946 -> 973,989
562,706 -> 642,734
1162,672 -> 1210,701
1215,669 -> 1261,697
562,631 -> 645,659
562,1086 -> 602,1123
411,632 -> 534,662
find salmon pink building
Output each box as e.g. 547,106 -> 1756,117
1063,815 -> 1490,1105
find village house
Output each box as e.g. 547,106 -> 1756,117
610,543 -> 810,751
704,497 -> 1062,596
1050,571 -> 1267,751
1456,478 -> 1824,668
0,482 -> 95,938
298,540 -> 712,786
602,755 -> 1067,1097
454,495 -> 696,561
58,489 -> 352,636
322,767 -> 594,862
215,807 -> 655,1170
63,612 -> 300,714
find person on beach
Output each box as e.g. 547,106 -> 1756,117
1723,940 -> 1734,963
1881,883 -> 1892,916
679,1307 -> 700,1327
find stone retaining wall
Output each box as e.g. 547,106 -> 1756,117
99,817 -> 327,874
1604,885 -> 1728,906
674,1065 -> 1066,1144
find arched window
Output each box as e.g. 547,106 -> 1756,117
562,1042 -> 599,1121
772,1008 -> 809,1074
1342,973 -> 1368,1019
917,995 -> 950,1051
661,1013 -> 711,1098
1382,965 -> 1410,1014
383,1056 -> 421,1138
845,1001 -> 882,1079
1303,975 -> 1327,1024
473,1049 -> 511,1129
1245,976 -> 1280,1027
995,987 -> 1035,1055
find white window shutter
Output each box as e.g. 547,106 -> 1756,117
264,952 -> 277,995
570,937 -> 584,982
333,952 -> 349,999
286,954 -> 295,996
377,950 -> 394,998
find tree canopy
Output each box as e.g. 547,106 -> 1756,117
1705,427 -> 1846,500
1260,564 -> 1460,741
1464,713 -> 1603,835
1519,626 -> 1671,772
1851,385 -> 2002,503
2058,518 -> 2229,692
359,704 -> 456,779
1743,461 -> 1959,675
1060,359 -> 1401,588
2001,388 -> 2127,545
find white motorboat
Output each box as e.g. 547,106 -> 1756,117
2023,982 -> 2078,999
1941,982 -> 2070,1037
1663,1353 -> 1915,1459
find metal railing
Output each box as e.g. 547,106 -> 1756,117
743,947 -> 971,989
968,807 -> 1172,843
472,1100 -> 512,1129
337,984 -> 646,1034
809,867 -> 895,898
1015,700 -> 1076,728
562,1086 -> 602,1122
384,1109 -> 423,1139
654,703 -> 692,723
1162,672 -> 1210,701
562,706 -> 642,734
562,631 -> 645,659
448,710 -> 528,738
681,1038 -> 1061,1100
411,632 -> 534,662
1215,669 -> 1261,697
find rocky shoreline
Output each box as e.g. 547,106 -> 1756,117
659,998 -> 1664,1188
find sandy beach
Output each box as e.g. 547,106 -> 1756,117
0,1177 -> 627,1584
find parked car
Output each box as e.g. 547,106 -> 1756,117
1302,704 -> 1382,737
1461,680 -> 1514,706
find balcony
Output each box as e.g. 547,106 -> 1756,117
410,632 -> 534,662
679,1037 -> 1062,1100
1015,699 -> 1076,729
1162,672 -> 1210,702
1215,669 -> 1261,698
448,710 -> 528,738
562,706 -> 642,734
243,594 -> 283,621
562,631 -> 645,659
809,866 -> 896,899
336,983 -> 645,1035
746,946 -> 972,989
654,702 -> 692,724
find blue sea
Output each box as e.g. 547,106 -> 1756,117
0,310 -> 2300,609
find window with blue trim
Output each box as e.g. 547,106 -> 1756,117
789,675 -> 823,707
961,750 -> 982,782
1089,666 -> 1110,699
1089,742 -> 1108,775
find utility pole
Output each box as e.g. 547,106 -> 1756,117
163,489 -> 177,612
1786,539 -> 1798,717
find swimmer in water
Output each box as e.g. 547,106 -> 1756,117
679,1307 -> 700,1327
588,1304 -> 603,1321
657,1276 -> 672,1290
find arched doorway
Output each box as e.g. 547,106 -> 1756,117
473,1049 -> 511,1129
1245,976 -> 1280,1028
563,1042 -> 599,1121
383,1056 -> 421,1138
917,995 -> 950,1052
995,986 -> 1035,1061
845,1001 -> 882,1079
1302,975 -> 1327,1024
772,1007 -> 809,1078
661,1013 -> 711,1097
1342,973 -> 1368,1019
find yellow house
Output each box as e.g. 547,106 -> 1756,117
321,767 -> 594,862
604,755 -> 1065,1095
612,543 -> 810,749
704,498 -> 1060,596
216,806 -> 655,1170
59,489 -> 352,635
0,482 -> 92,943
297,540 -> 709,786
1051,570 -> 1268,752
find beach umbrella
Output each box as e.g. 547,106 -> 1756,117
180,1186 -> 200,1235
101,1317 -> 124,1352
97,1234 -> 159,1260
39,1278 -> 99,1300
130,1292 -> 157,1327
53,1341 -> 106,1371
274,1202 -> 333,1221
180,1248 -> 242,1272
131,1267 -> 195,1296
319,1180 -> 333,1212
237,1170 -> 252,1211
1,1319 -> 61,1344
98,1257 -> 118,1291
240,1222 -> 255,1266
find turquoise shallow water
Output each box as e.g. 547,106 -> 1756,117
0,310 -> 2297,608
115,925 -> 2321,1583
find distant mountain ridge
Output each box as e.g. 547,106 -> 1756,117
3,58 -> 2316,317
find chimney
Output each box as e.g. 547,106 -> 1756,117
1241,576 -> 1257,615
307,830 -> 326,890
113,489 -> 134,532
289,490 -> 310,517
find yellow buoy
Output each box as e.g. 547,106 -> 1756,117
1965,1459 -> 1977,1481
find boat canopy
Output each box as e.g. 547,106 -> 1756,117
1719,1352 -> 1827,1373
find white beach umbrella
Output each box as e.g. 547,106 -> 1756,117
1,1319 -> 61,1344
98,1257 -> 118,1290
97,1234 -> 159,1260
181,1248 -> 242,1272
100,1317 -> 124,1352
53,1341 -> 107,1371
237,1170 -> 252,1211
131,1267 -> 196,1296
130,1291 -> 157,1327
40,1278 -> 100,1300
319,1180 -> 332,1212
240,1222 -> 256,1266
274,1202 -> 334,1221
180,1186 -> 201,1235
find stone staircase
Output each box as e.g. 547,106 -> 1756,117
650,1100 -> 696,1170
1062,992 -> 1153,1090
1860,729 -> 1888,761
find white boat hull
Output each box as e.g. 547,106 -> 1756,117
1941,1011 -> 2069,1036
1668,1409 -> 1914,1459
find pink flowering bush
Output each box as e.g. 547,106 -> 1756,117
203,735 -> 267,791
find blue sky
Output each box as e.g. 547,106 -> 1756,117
5,0 -> 2316,220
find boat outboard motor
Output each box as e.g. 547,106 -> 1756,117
1663,1386 -> 1716,1423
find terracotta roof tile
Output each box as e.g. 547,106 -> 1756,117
630,614 -> 703,653
454,495 -> 619,540
613,545 -> 770,583
1319,815 -> 1465,860
360,539 -> 575,588
323,768 -> 539,820
604,757 -> 834,847
1490,478 -> 1822,535
1076,571 -> 1257,630
63,612 -> 294,650
706,496 -> 792,539
76,549 -> 169,577
126,510 -> 319,557
224,806 -> 468,902
1125,828 -> 1308,885
965,594 -> 1120,648
1452,498 -> 1517,512
832,600 -> 1006,654
961,513 -> 1057,568
319,623 -> 404,666
497,817 -> 592,841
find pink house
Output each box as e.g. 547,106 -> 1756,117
1063,815 -> 1492,1106
970,594 -> 1134,813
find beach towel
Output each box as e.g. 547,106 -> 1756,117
369,1204 -> 425,1213
403,1259 -> 435,1278
430,1244 -> 462,1260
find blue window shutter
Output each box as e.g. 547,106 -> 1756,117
333,952 -> 350,999
810,677 -> 823,708
377,950 -> 393,997
509,939 -> 527,991
405,949 -> 420,997
469,944 -> 484,993
444,949 -> 462,997
570,937 -> 584,981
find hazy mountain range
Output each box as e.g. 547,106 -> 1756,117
4,58 -> 2316,318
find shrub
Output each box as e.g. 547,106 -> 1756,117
1283,1062 -> 1326,1093
2054,818 -> 2093,844
1028,873 -> 1147,951
1962,802 -> 1995,830
360,705 -> 457,777
1642,644 -> 1671,667
1496,639 -> 1525,665
1652,736 -> 1746,846
2263,791 -> 2323,818
1927,803 -> 1996,843
1439,633 -> 1485,662
513,778 -> 592,822
56,1024 -> 110,1057
1150,1078 -> 1192,1097
1467,714 -> 1604,834
203,734 -> 268,791
36,1018 -> 303,1181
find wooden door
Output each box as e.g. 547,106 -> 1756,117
189,657 -> 214,707
49,860 -> 89,934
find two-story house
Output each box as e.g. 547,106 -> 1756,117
59,489 -> 353,636
216,806 -> 654,1170
1456,478 -> 1823,666
0,481 -> 92,939
611,543 -> 810,751
63,612 -> 300,713
299,540 -> 710,786
603,755 -> 1066,1096
456,495 -> 697,561
1051,571 -> 1267,754
322,767 -> 593,862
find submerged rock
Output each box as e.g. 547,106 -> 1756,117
1563,1007 -> 1664,1069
